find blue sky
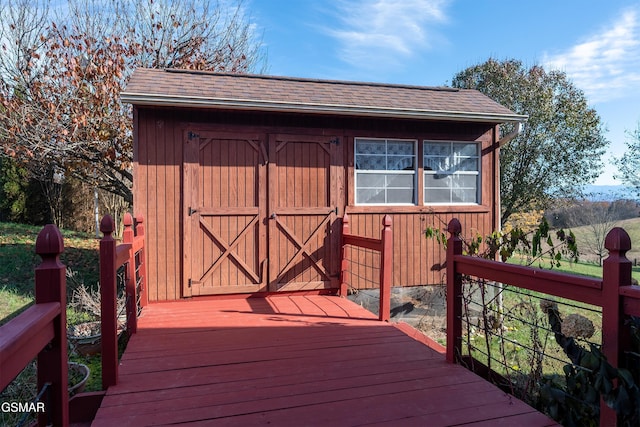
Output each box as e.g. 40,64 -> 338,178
248,0 -> 640,185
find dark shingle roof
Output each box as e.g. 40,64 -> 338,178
121,68 -> 526,123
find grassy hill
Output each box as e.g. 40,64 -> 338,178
567,217 -> 640,264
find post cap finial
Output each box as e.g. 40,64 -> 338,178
447,218 -> 462,236
605,227 -> 632,253
123,212 -> 133,227
35,224 -> 64,256
100,214 -> 115,235
382,214 -> 392,227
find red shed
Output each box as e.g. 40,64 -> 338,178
121,68 -> 525,302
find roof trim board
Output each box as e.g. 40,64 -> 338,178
120,92 -> 527,123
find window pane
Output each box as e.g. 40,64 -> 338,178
387,189 -> 414,204
424,157 -> 449,172
454,143 -> 479,157
424,174 -> 451,188
356,155 -> 387,170
357,189 -> 385,204
452,175 -> 478,188
358,173 -> 386,188
356,140 -> 385,154
424,142 -> 450,156
452,188 -> 477,203
456,158 -> 478,171
387,141 -> 414,155
425,189 -> 451,203
387,156 -> 414,171
386,174 -> 414,188
355,138 -> 416,205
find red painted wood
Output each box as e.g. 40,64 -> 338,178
454,256 -> 603,305
0,303 -> 58,389
446,218 -> 463,364
339,214 -> 350,296
99,215 -> 119,389
122,213 -> 137,334
601,227 -> 633,427
133,214 -> 148,308
379,215 -> 392,322
34,224 -> 69,427
447,218 -> 636,427
91,296 -> 556,426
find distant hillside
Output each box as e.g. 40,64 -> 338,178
568,217 -> 640,263
583,185 -> 637,201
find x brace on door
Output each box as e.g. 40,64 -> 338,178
198,214 -> 261,284
271,211 -> 334,285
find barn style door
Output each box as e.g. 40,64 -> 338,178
267,134 -> 341,291
183,131 -> 268,296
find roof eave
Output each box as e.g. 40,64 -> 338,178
120,92 -> 528,124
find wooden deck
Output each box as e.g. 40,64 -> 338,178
91,295 -> 557,426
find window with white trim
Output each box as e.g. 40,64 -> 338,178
355,138 -> 416,205
423,141 -> 480,204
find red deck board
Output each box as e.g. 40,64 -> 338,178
91,295 -> 558,426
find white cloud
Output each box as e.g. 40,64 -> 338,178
325,0 -> 451,71
543,8 -> 640,104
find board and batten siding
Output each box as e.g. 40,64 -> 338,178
133,108 -> 500,302
133,109 -> 183,301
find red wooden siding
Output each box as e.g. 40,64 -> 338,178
133,108 -> 499,301
133,110 -> 182,302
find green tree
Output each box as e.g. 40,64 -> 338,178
613,122 -> 640,198
451,59 -> 609,224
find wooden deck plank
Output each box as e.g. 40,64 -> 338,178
91,295 -> 557,426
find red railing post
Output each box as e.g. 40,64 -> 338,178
339,214 -> 350,297
34,224 -> 69,427
379,215 -> 392,322
135,214 -> 148,308
446,218 -> 463,364
600,227 -> 632,427
100,215 -> 118,389
122,213 -> 137,334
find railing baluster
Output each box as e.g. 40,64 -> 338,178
122,213 -> 137,334
446,218 -> 463,364
100,215 -> 118,389
135,214 -> 148,308
34,224 -> 68,427
379,215 -> 392,322
601,227 -> 632,427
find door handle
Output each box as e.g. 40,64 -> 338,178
269,213 -> 277,220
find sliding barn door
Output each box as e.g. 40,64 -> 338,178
267,134 -> 341,291
183,131 -> 268,296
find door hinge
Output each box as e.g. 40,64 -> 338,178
188,278 -> 192,288
188,131 -> 200,140
329,137 -> 340,145
188,207 -> 198,216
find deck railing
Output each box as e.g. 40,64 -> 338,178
446,217 -> 640,426
99,213 -> 147,389
339,214 -> 393,321
0,225 -> 69,426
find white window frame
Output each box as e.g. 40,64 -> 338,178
354,138 -> 417,206
423,140 -> 481,205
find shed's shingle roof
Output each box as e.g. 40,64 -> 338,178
121,68 -> 526,123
